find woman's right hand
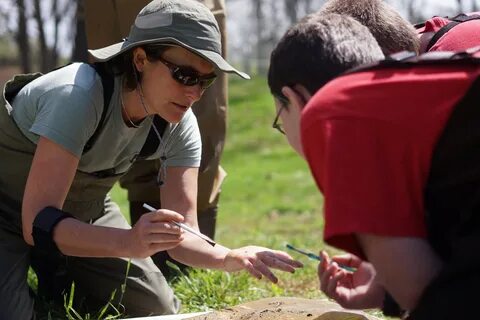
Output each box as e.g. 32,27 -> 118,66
318,251 -> 385,309
126,209 -> 185,258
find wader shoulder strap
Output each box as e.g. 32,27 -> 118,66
425,13 -> 480,52
83,63 -> 114,153
138,115 -> 168,159
3,63 -> 114,155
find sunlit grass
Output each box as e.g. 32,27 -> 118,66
32,76 -> 386,318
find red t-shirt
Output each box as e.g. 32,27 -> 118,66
301,65 -> 480,258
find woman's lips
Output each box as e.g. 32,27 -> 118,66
172,102 -> 189,111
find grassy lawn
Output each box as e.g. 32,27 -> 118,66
174,76 -> 328,308
33,76 -> 386,319
110,75 -> 328,308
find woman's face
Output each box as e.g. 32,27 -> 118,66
135,46 -> 215,123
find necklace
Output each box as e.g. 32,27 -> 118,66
121,91 -> 140,128
137,85 -> 151,117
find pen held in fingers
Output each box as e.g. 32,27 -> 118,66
286,244 -> 356,272
142,203 -> 216,246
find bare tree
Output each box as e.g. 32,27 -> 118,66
304,0 -> 313,13
399,0 -> 428,23
15,0 -> 31,73
269,0 -> 281,45
473,0 -> 479,11
255,0 -> 268,74
32,0 -> 75,71
284,0 -> 300,24
50,0 -> 70,67
32,0 -> 50,72
71,0 -> 88,62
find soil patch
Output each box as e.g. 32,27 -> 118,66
189,297 -> 380,320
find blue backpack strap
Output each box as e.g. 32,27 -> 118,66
83,63 -> 114,153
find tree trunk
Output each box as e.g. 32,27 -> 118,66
304,0 -> 313,14
285,0 -> 299,25
50,0 -> 60,68
33,0 -> 50,72
16,0 -> 31,73
71,0 -> 89,62
255,0 -> 268,75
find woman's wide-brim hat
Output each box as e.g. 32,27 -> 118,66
88,0 -> 249,79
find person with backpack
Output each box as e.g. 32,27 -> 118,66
81,0 -> 230,278
0,1 -> 303,318
268,11 -> 480,319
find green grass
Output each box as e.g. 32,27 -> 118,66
111,76 -> 330,314
33,76 -> 385,318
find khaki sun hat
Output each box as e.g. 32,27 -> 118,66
88,0 -> 249,79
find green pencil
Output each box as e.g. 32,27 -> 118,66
286,244 -> 356,272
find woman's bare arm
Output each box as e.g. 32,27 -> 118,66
22,137 -> 183,258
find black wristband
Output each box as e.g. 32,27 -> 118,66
382,292 -> 403,317
32,206 -> 73,255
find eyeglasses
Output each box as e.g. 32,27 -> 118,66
157,56 -> 217,90
272,96 -> 288,135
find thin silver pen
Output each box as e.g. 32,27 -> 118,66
142,203 -> 216,246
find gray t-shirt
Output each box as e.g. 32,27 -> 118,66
11,63 -> 201,174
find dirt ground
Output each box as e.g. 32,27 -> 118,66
189,297 -> 381,320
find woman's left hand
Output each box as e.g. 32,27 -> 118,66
223,246 -> 304,283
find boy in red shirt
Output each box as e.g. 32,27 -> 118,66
268,11 -> 480,319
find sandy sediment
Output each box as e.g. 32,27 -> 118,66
188,297 -> 381,320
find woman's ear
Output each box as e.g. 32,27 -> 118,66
132,47 -> 147,72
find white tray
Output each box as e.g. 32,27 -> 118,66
126,311 -> 210,319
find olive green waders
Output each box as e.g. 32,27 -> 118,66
0,75 -> 179,319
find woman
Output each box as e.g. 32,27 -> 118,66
0,0 -> 302,318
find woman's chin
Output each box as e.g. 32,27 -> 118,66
162,112 -> 184,124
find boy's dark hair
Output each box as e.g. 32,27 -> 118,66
268,13 -> 384,102
105,44 -> 169,90
320,0 -> 420,55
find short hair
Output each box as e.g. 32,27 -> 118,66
268,13 -> 384,102
320,0 -> 420,55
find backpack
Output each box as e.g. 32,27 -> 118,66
345,49 -> 480,319
415,13 -> 480,52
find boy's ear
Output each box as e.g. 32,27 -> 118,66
281,85 -> 312,110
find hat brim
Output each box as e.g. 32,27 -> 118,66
88,38 -> 250,79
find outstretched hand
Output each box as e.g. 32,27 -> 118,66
223,246 -> 303,283
318,251 -> 385,309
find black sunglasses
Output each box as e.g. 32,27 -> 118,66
272,95 -> 288,135
157,56 -> 217,90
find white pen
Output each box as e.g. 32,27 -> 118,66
142,203 -> 216,246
